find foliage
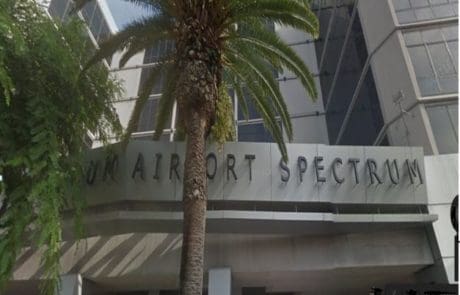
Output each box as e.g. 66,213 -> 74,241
0,0 -> 122,293
74,0 -> 319,293
210,83 -> 235,148
75,0 -> 319,161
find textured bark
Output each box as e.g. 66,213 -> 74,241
175,7 -> 221,293
177,58 -> 217,295
179,109 -> 208,295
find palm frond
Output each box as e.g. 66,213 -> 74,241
82,14 -> 173,71
231,20 -> 318,100
228,0 -> 319,37
226,58 -> 288,161
224,71 -> 248,120
121,62 -> 166,147
118,33 -> 173,68
225,45 -> 293,141
153,63 -> 179,140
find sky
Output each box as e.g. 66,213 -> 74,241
104,0 -> 152,29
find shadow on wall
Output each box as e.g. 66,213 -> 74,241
10,233 -> 183,293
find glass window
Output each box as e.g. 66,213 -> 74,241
237,93 -> 262,121
137,99 -> 158,132
392,0 -> 458,24
403,30 -> 423,46
136,97 -> 173,132
403,24 -> 458,96
448,41 -> 458,71
426,103 -> 459,154
396,10 -> 417,23
88,6 -> 103,41
97,20 -> 111,43
394,0 -> 411,10
237,123 -> 277,143
410,0 -> 429,8
138,41 -> 175,95
81,1 -> 97,24
136,99 -> 171,133
48,0 -> 71,20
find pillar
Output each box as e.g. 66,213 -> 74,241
56,274 -> 82,295
208,268 -> 231,295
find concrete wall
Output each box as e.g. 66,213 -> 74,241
421,154 -> 458,284
357,0 -> 435,154
276,25 -> 329,144
10,229 -> 434,294
82,142 -> 428,206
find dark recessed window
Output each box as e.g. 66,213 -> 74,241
238,122 -> 279,143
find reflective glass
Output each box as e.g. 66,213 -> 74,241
314,6 -> 386,145
48,0 -> 70,20
137,99 -> 158,132
429,43 -> 456,76
138,41 -> 175,95
408,46 -> 436,78
81,1 -> 96,23
89,6 -> 103,40
393,0 -> 458,24
237,92 -> 262,121
393,0 -> 411,10
404,24 -> 458,96
427,103 -> 459,154
238,123 -> 275,142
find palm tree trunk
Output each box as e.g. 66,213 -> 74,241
180,109 -> 208,295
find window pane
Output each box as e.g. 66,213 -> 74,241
138,41 -> 175,95
448,103 -> 459,135
448,40 -> 458,64
396,10 -> 417,23
443,26 -> 458,41
404,24 -> 458,96
81,1 -> 96,23
393,0 -> 411,10
429,43 -> 456,76
137,99 -> 157,132
238,123 -> 275,142
422,28 -> 444,43
48,0 -> 70,20
410,0 -> 429,7
89,7 -> 102,40
415,7 -> 434,21
408,46 -> 435,78
404,30 -> 423,46
438,76 -> 458,94
394,0 -> 457,23
418,77 -> 441,96
430,0 -> 449,4
97,21 -> 111,42
237,92 -> 262,120
427,104 -> 458,154
432,4 -> 456,18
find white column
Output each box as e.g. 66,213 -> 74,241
56,274 -> 82,295
208,268 -> 231,295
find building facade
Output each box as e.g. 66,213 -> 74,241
6,0 -> 459,294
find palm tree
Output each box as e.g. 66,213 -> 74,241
75,0 -> 319,293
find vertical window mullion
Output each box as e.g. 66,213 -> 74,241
445,105 -> 458,142
424,43 -> 443,93
61,0 -> 71,21
441,30 -> 458,74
